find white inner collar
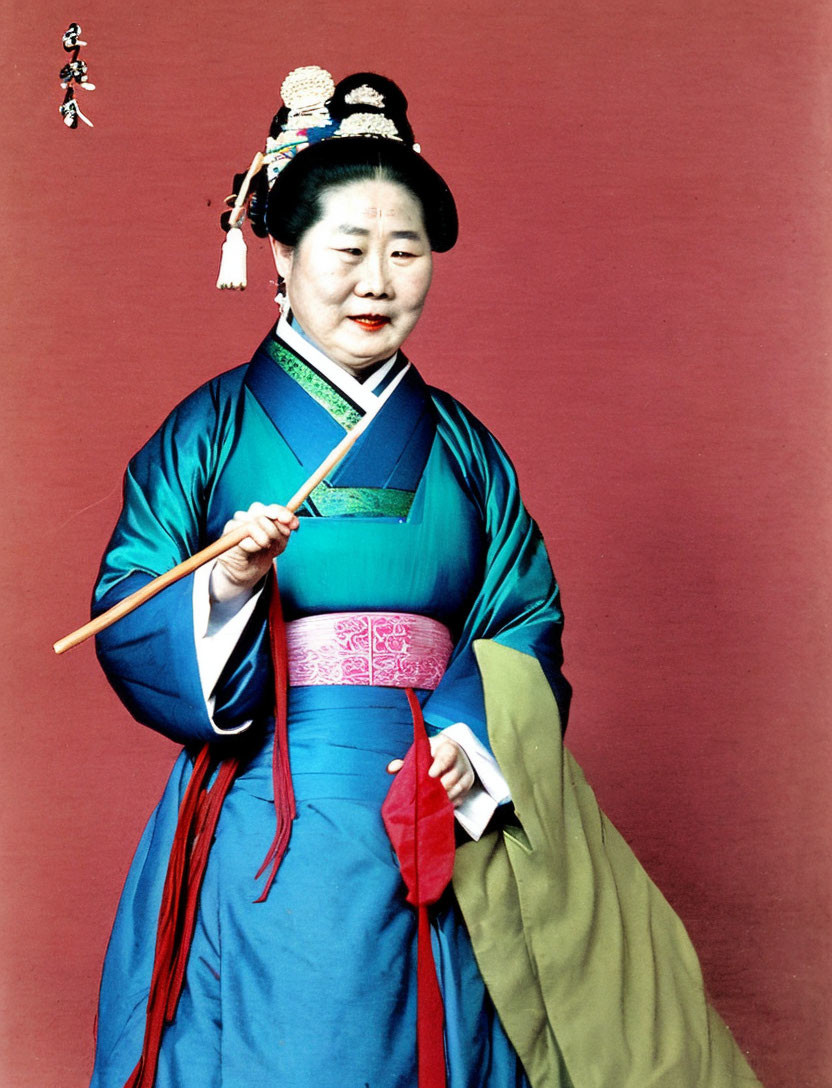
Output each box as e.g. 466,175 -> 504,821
276,314 -> 399,413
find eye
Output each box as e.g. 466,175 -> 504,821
391,250 -> 417,259
336,247 -> 363,257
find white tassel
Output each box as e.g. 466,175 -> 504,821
216,225 -> 248,290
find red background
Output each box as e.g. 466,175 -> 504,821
2,2 -> 830,1085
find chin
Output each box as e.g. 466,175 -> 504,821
341,336 -> 400,367
346,352 -> 393,372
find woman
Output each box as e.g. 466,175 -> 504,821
89,68 -> 761,1088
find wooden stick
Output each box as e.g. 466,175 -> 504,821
53,365 -> 409,655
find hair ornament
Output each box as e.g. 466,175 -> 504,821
216,225 -> 249,290
280,65 -> 335,126
344,85 -> 386,109
217,150 -> 265,289
335,112 -> 402,141
219,65 -> 340,290
263,66 -> 338,188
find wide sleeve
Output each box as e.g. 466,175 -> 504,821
92,377 -> 273,746
421,392 -> 571,751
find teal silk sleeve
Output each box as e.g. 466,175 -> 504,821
92,371 -> 271,745
422,391 -> 571,748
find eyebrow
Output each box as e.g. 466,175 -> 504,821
334,224 -> 423,241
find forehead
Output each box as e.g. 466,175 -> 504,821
317,178 -> 426,231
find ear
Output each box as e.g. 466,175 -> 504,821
269,236 -> 294,280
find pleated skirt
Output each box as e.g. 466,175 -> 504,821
90,686 -> 530,1088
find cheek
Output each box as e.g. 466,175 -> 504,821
293,271 -> 348,315
291,250 -> 347,295
401,270 -> 432,313
315,266 -> 356,305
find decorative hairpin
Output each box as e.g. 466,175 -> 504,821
60,23 -> 95,129
217,66 -> 338,290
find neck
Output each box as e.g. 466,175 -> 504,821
275,313 -> 401,408
286,313 -> 395,383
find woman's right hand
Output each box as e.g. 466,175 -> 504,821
210,502 -> 299,603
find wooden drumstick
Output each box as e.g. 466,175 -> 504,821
53,364 -> 409,655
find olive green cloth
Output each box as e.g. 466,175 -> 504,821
452,640 -> 763,1088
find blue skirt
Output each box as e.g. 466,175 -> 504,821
90,686 -> 529,1088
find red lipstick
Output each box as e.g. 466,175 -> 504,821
350,315 -> 391,331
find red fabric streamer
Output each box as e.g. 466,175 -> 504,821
124,569 -> 294,1088
382,687 -> 456,1088
254,571 -> 297,901
123,747 -> 240,1088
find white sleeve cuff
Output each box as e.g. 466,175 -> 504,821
438,722 -> 511,841
192,562 -> 267,735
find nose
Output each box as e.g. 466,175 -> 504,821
355,252 -> 391,299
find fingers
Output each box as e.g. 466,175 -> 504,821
386,743 -> 475,804
445,768 -> 475,804
428,737 -> 475,805
241,517 -> 287,552
252,501 -> 300,528
213,502 -> 300,600
222,503 -> 300,553
428,736 -> 458,777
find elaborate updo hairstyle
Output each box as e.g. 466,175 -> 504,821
221,71 -> 458,255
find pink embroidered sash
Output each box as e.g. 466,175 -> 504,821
285,612 -> 453,690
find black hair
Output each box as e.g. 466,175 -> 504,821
262,140 -> 456,251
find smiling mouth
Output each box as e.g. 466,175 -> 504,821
349,315 -> 391,331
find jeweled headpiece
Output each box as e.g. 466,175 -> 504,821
260,66 -> 337,190
217,67 -> 455,290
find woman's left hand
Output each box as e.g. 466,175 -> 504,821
387,736 -> 476,807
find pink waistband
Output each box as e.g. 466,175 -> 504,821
285,612 -> 453,690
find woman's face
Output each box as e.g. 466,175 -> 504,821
272,178 -> 433,377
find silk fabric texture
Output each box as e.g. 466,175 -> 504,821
89,323 -> 569,1086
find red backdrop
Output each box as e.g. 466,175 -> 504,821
2,2 -> 830,1085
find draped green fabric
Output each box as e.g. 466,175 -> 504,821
453,641 -> 764,1088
